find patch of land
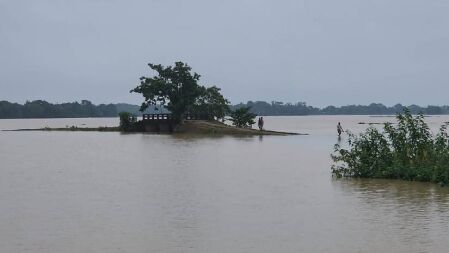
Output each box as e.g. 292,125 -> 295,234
3,120 -> 305,135
175,120 -> 304,135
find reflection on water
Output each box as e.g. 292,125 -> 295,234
1,116 -> 449,253
333,179 -> 449,251
335,179 -> 449,209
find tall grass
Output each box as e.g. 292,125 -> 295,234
332,110 -> 449,185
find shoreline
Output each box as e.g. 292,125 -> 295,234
2,126 -> 120,132
2,121 -> 306,136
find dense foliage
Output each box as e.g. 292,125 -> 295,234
115,103 -> 169,116
118,112 -> 137,131
0,100 -> 116,119
131,62 -> 229,121
233,101 -> 449,116
229,107 -> 256,128
332,111 -> 449,185
191,86 -> 230,120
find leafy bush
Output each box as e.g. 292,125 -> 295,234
332,110 -> 449,185
119,112 -> 137,131
229,107 -> 256,128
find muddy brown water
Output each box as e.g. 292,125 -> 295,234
1,116 -> 449,253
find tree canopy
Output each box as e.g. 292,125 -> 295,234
192,86 -> 230,120
131,62 -> 229,121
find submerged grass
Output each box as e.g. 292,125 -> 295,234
332,110 -> 449,186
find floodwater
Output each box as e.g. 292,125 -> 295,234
1,116 -> 449,253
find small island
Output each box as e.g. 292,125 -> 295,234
7,62 -> 303,136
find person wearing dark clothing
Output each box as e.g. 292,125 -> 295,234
258,117 -> 264,130
337,122 -> 343,136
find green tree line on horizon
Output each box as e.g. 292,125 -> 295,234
232,101 -> 449,116
0,100 -> 117,119
0,100 -> 168,119
1,99 -> 449,119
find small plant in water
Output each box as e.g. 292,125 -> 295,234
332,110 -> 449,185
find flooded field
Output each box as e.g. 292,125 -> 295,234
1,116 -> 449,253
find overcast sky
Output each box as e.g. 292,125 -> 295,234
1,0 -> 448,107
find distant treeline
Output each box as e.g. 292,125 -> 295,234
232,101 -> 449,116
0,100 -> 117,119
1,100 -> 449,119
0,100 -> 166,119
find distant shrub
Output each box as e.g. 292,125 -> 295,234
332,110 -> 449,185
229,107 -> 256,128
119,112 -> 137,131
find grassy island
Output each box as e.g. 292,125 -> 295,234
4,120 -> 302,136
332,110 -> 449,185
3,62 -> 304,136
115,61 -> 303,136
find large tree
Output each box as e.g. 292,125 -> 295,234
131,62 -> 229,121
192,86 -> 230,120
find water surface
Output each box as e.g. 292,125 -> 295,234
1,116 -> 449,253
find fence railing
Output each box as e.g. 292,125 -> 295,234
142,114 -> 173,120
142,113 -> 212,121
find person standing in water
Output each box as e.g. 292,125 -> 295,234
337,122 -> 343,136
258,117 -> 264,130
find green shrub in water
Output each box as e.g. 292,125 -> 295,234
332,110 -> 449,185
119,112 -> 137,131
